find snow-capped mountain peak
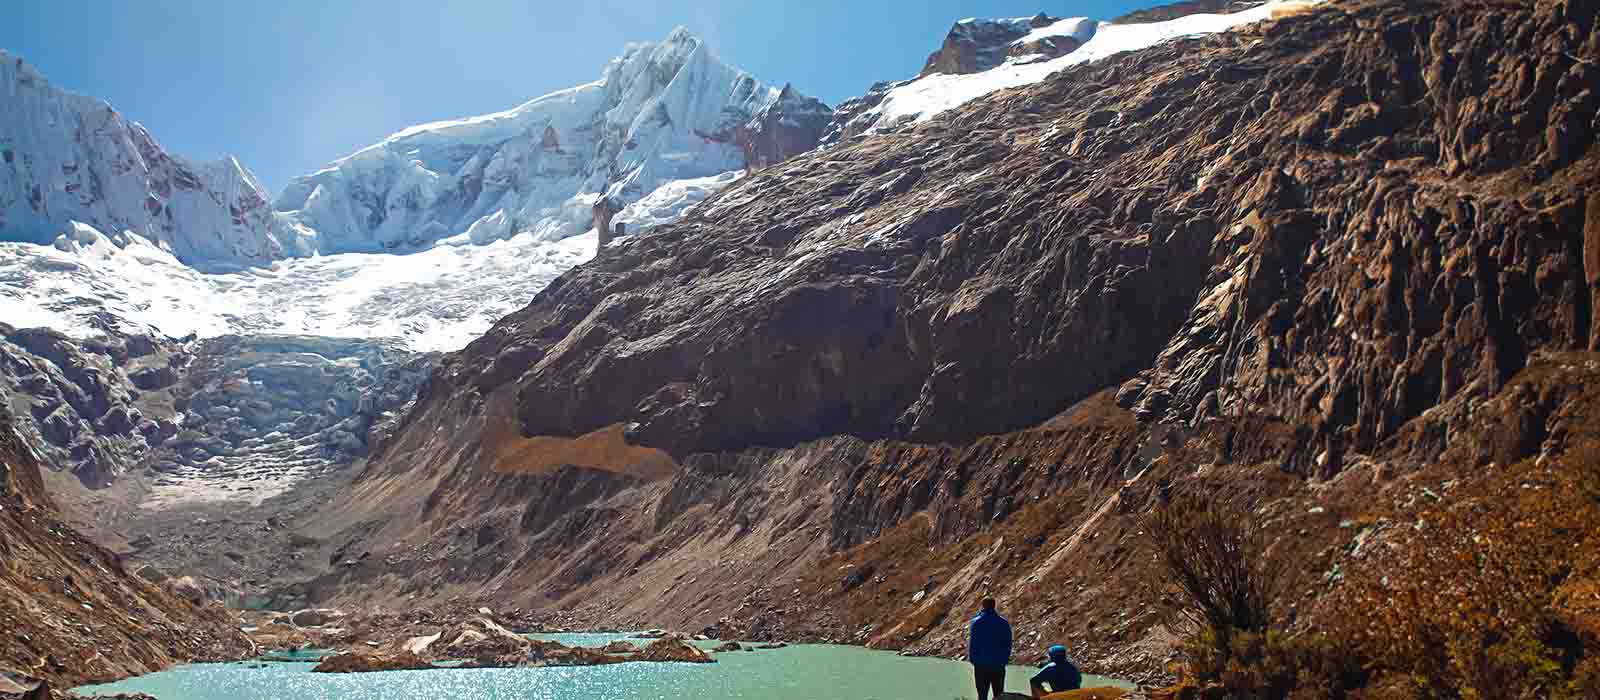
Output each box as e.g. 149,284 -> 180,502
273,26 -> 829,255
0,50 -> 312,270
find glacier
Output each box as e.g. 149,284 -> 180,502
0,173 -> 743,352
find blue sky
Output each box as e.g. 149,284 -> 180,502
5,0 -> 1153,192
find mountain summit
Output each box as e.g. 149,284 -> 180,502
274,27 -> 830,254
0,50 -> 311,269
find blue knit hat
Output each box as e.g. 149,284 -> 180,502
1048,645 -> 1068,662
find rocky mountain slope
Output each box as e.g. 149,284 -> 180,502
274,27 -> 829,254
0,51 -> 310,270
293,0 -> 1600,681
0,404 -> 250,689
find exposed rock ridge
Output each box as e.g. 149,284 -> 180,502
920,14 -> 1078,77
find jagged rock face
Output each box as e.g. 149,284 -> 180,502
0,52 -> 310,269
818,82 -> 899,147
0,324 -> 172,488
1116,0 -> 1600,466
274,27 -> 829,254
0,326 -> 435,491
417,0 -> 1598,462
920,14 -> 1076,77
735,85 -> 833,170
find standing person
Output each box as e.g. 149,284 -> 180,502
968,597 -> 1013,700
1029,645 -> 1083,698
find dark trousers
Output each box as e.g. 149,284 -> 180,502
974,664 -> 1006,700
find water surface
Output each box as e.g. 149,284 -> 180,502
78,638 -> 1129,700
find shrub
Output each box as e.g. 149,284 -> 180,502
1144,446 -> 1600,697
1341,449 -> 1600,699
1143,490 -> 1284,672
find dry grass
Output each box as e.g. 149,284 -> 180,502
476,387 -> 678,481
1268,1 -> 1322,20
490,422 -> 679,480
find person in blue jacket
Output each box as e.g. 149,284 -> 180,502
1029,645 -> 1083,698
968,597 -> 1013,700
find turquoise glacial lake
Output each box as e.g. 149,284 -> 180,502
76,633 -> 1129,700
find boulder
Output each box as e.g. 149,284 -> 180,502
132,564 -> 168,583
290,609 -> 339,628
526,641 -> 625,667
311,650 -> 432,673
95,405 -> 139,434
165,576 -> 207,605
712,641 -> 743,652
128,365 -> 177,390
401,632 -> 443,656
438,617 -> 529,658
124,334 -> 159,359
0,670 -> 48,700
633,636 -> 715,663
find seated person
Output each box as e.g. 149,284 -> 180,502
1029,644 -> 1082,698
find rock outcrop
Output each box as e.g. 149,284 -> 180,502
0,324 -> 179,488
311,650 -> 432,674
293,0 -> 1598,682
633,636 -> 715,663
735,85 -> 833,171
920,15 -> 1082,77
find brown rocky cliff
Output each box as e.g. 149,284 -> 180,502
416,0 -> 1598,462
0,409 -> 49,511
735,84 -> 833,171
309,0 -> 1600,681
